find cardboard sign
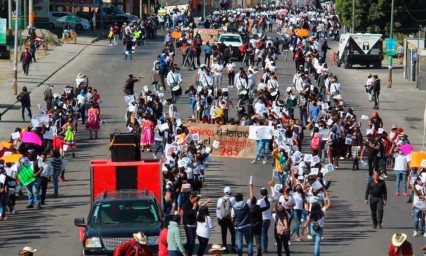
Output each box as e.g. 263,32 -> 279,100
43,126 -> 57,140
159,123 -> 169,132
186,123 -> 255,158
11,132 -> 20,140
212,140 -> 220,149
411,152 -> 426,168
303,154 -> 313,162
143,85 -> 149,92
361,115 -> 369,120
310,168 -> 319,175
17,165 -> 35,186
321,103 -> 329,110
124,95 -> 135,105
311,155 -> 320,166
31,114 -> 50,128
378,128 -> 384,134
345,137 -> 352,145
185,134 -> 193,143
366,129 -> 373,135
311,181 -> 323,190
192,133 -> 200,141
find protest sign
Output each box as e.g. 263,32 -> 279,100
17,165 -> 35,186
31,114 -> 50,128
186,123 -> 256,158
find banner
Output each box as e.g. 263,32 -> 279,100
0,19 -> 6,45
186,124 -> 256,158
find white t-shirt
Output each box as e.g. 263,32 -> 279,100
293,192 -> 304,210
213,63 -> 224,76
196,215 -> 215,238
394,155 -> 407,171
257,197 -> 273,220
278,195 -> 295,210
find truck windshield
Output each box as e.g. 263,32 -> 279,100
220,36 -> 241,43
89,201 -> 159,225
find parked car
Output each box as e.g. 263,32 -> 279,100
48,12 -> 91,30
74,190 -> 165,255
0,44 -> 11,60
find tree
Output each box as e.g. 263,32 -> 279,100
335,0 -> 426,36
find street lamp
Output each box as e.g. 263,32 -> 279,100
12,0 -> 19,95
387,0 -> 395,88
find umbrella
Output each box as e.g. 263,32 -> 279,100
21,132 -> 43,146
56,15 -> 81,23
1,153 -> 23,163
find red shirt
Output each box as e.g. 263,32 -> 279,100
113,240 -> 153,256
388,241 -> 413,256
158,228 -> 169,256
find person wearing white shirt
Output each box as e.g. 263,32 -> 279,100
394,151 -> 409,196
226,61 -> 236,87
412,179 -> 425,236
257,187 -> 274,253
39,152 -> 53,206
76,91 -> 87,124
212,59 -> 224,90
196,207 -> 215,255
166,68 -> 182,88
216,187 -> 237,252
365,73 -> 374,102
254,100 -> 266,115
257,80 -> 267,92
234,69 -> 248,91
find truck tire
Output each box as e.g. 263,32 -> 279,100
373,61 -> 382,69
344,60 -> 351,69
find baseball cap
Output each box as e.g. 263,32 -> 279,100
224,186 -> 232,194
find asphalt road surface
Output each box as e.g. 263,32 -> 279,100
0,33 -> 425,256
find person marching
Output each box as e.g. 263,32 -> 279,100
86,103 -> 102,139
365,172 -> 387,229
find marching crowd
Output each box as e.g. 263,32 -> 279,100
3,1 -> 425,256
0,72 -> 102,216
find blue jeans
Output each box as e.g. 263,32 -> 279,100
261,219 -> 271,251
189,98 -> 196,114
153,141 -> 164,157
413,208 -> 425,231
310,225 -> 323,256
299,107 -> 308,126
292,209 -> 302,237
184,226 -> 196,256
254,139 -> 269,161
235,225 -> 253,256
52,176 -> 59,195
169,251 -> 182,256
26,178 -> 41,206
395,170 -> 407,193
177,192 -> 189,209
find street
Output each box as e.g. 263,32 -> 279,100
0,33 -> 425,256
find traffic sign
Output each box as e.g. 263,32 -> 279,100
385,38 -> 396,56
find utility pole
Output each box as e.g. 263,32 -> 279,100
8,0 -> 12,29
351,0 -> 355,32
203,0 -> 206,19
139,0 -> 142,19
29,0 -> 33,27
12,0 -> 19,95
387,0 -> 395,88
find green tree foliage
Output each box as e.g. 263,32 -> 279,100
335,0 -> 426,35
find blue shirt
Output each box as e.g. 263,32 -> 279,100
309,105 -> 321,119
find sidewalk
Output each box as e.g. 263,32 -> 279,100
0,30 -> 105,118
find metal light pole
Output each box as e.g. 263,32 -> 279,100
351,0 -> 355,32
387,0 -> 395,88
8,0 -> 12,29
12,0 -> 19,95
29,0 -> 33,27
140,0 -> 142,19
203,0 -> 206,19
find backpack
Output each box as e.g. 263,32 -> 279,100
276,216 -> 290,236
220,197 -> 232,219
311,133 -> 321,150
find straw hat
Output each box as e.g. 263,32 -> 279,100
391,233 -> 407,247
19,246 -> 37,253
133,232 -> 148,245
208,244 -> 226,253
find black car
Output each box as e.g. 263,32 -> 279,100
0,44 -> 11,60
74,190 -> 164,256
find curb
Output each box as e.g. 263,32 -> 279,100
0,35 -> 104,119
